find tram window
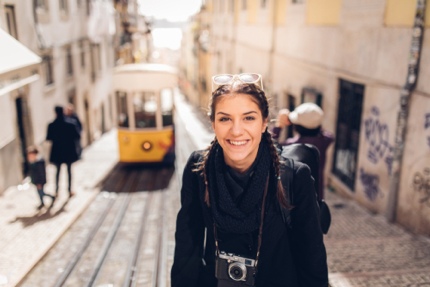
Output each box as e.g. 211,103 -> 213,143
134,92 -> 156,128
116,91 -> 129,128
161,89 -> 173,127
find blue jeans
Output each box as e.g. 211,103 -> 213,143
36,185 -> 53,204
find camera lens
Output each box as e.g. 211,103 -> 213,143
228,262 -> 246,281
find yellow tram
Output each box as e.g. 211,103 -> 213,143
112,63 -> 177,164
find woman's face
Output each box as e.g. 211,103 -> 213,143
212,93 -> 267,173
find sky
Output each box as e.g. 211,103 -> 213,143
138,0 -> 203,22
151,28 -> 183,50
138,0 -> 203,50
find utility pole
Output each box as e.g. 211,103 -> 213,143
386,0 -> 426,222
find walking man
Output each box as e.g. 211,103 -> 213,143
46,106 -> 80,197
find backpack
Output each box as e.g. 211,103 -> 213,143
279,143 -> 331,234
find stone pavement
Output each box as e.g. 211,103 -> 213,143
324,189 -> 430,286
0,130 -> 118,287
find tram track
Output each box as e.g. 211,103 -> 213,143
18,165 -> 175,287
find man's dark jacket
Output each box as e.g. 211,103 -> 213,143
171,151 -> 328,287
46,116 -> 80,164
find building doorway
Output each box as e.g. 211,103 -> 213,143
15,94 -> 34,177
332,79 -> 365,190
84,96 -> 92,146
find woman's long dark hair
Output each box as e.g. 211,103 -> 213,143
194,83 -> 290,209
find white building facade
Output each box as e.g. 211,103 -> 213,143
0,0 -> 116,192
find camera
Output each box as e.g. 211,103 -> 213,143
215,251 -> 256,287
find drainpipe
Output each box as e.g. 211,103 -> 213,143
267,0 -> 278,110
386,0 -> 426,222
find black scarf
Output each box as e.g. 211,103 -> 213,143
207,140 -> 272,234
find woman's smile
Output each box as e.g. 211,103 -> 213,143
227,139 -> 249,146
212,93 -> 267,172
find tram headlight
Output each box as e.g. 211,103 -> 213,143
141,141 -> 152,151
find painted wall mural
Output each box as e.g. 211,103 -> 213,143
364,106 -> 394,175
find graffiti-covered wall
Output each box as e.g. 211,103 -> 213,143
354,86 -> 398,212
397,94 -> 430,234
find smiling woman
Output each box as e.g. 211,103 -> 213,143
171,75 -> 329,287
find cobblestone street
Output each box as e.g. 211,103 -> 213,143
324,191 -> 430,286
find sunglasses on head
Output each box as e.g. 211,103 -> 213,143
212,73 -> 263,92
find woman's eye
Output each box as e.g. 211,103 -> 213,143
219,117 -> 230,122
244,116 -> 256,121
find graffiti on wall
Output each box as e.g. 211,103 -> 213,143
426,113 -> 430,147
364,106 -> 394,174
413,167 -> 430,207
359,168 -> 383,201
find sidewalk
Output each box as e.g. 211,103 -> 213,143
324,189 -> 430,286
0,130 -> 118,287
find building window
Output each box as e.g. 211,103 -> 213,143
301,87 -> 322,107
230,0 -> 235,12
35,0 -> 48,10
90,43 -> 101,82
67,88 -> 76,107
332,79 -> 365,190
201,76 -> 207,93
65,45 -> 73,76
42,53 -> 54,86
86,0 -> 91,16
34,0 -> 50,23
59,0 -> 69,20
261,0 -> 267,8
59,0 -> 68,13
80,40 -> 86,68
4,5 -> 18,39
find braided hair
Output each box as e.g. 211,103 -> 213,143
194,83 -> 289,209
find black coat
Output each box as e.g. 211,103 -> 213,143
171,151 -> 328,287
46,116 -> 81,164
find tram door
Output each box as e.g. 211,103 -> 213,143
15,94 -> 34,177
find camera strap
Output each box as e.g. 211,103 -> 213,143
213,175 -> 270,270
